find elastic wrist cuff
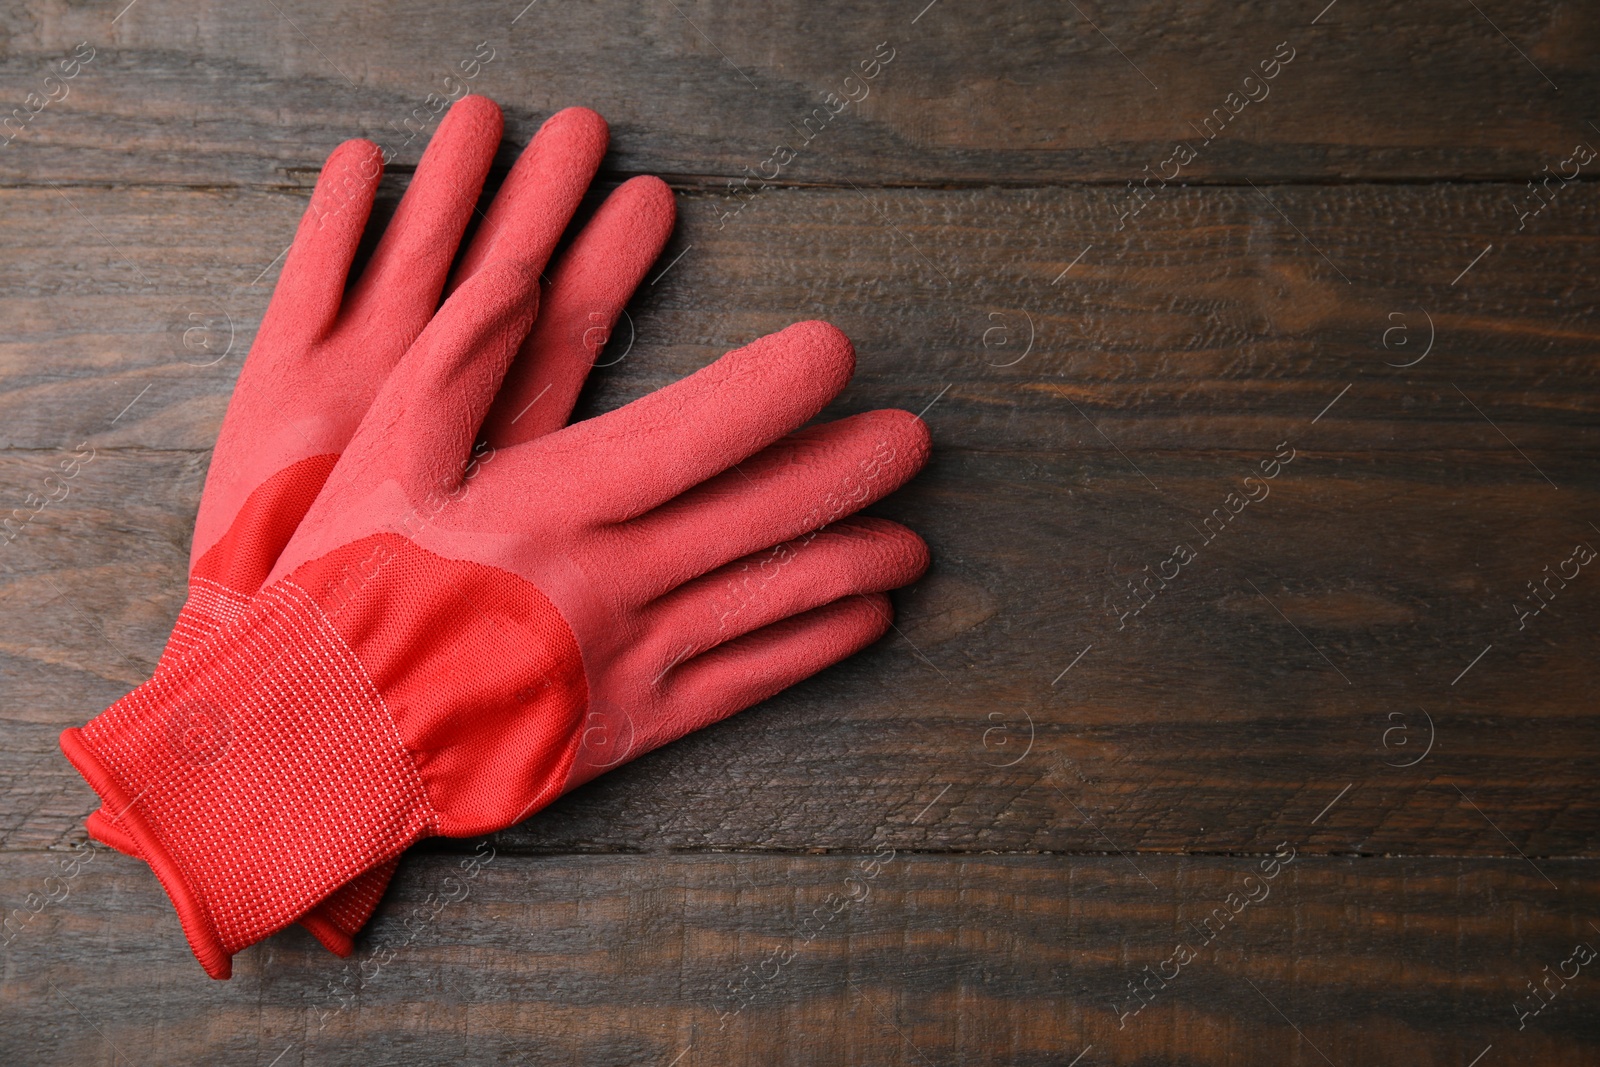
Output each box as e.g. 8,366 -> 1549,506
62,726 -> 235,977
62,580 -> 436,978
84,807 -> 138,855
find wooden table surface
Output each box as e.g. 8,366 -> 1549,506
3,1 -> 1598,1063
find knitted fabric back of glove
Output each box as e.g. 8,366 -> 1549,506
92,451 -> 399,955
292,534 -> 590,834
81,578 -> 434,956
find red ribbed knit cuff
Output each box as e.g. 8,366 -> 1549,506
157,577 -> 252,670
90,586 -> 252,861
61,580 -> 437,979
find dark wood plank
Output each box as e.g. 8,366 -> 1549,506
2,849 -> 1597,1064
2,182 -> 1598,455
3,176 -> 1596,855
5,441 -> 1597,856
0,1 -> 1595,186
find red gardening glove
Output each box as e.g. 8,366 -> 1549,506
62,297 -> 930,977
81,94 -> 674,955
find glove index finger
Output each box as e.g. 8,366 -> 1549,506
483,174 -> 676,449
342,94 -> 503,340
265,137 -> 384,345
449,106 -> 610,293
526,320 -> 857,527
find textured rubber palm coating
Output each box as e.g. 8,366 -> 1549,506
188,98 -> 504,569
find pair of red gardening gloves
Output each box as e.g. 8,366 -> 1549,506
59,96 -> 931,978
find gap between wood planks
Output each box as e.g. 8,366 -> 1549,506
9,172 -> 1600,194
3,841 -> 1589,861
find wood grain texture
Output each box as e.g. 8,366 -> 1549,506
2,0 -> 1598,1062
3,850 -> 1598,1065
1,182 -> 1597,455
0,185 -> 1596,858
3,443 -> 1597,857
0,1 -> 1596,187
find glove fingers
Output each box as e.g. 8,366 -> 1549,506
342,95 -> 502,340
620,410 -> 929,596
528,320 -> 856,525
641,517 -> 927,667
648,593 -> 895,756
449,106 -> 611,294
340,260 -> 541,499
267,138 -> 385,344
483,175 -> 676,449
